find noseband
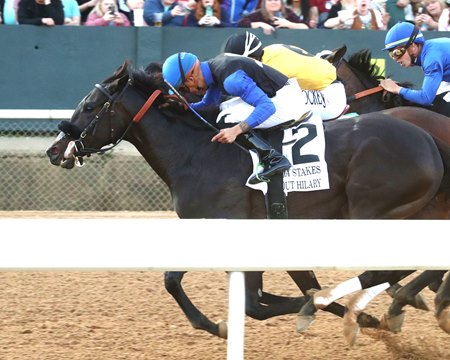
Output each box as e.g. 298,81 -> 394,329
60,78 -> 161,159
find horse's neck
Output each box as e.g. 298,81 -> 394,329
127,110 -> 229,186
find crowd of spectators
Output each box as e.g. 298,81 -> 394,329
0,0 -> 449,30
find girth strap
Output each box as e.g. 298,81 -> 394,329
264,130 -> 288,219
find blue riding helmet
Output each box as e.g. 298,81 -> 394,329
162,52 -> 198,91
382,22 -> 425,51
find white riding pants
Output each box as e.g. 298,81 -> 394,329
302,81 -> 348,121
218,78 -> 308,129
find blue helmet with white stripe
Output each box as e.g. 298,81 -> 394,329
383,22 -> 425,51
162,52 -> 198,90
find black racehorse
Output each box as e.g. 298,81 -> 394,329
295,47 -> 450,341
46,61 -> 450,339
335,48 -> 450,334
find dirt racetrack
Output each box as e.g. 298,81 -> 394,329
0,211 -> 448,360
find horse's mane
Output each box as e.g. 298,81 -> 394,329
345,49 -> 421,108
346,50 -> 384,85
346,49 -> 415,89
126,61 -> 224,131
130,62 -> 165,97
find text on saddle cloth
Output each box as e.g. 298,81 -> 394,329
246,115 -> 330,195
216,100 -> 329,195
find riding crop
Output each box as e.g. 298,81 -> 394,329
164,80 -> 249,153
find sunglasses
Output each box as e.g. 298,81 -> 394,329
389,47 -> 407,60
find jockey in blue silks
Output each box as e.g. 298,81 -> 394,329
162,51 -> 311,184
380,21 -> 450,116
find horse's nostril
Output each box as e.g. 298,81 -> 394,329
46,147 -> 59,156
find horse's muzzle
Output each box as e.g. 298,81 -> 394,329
46,142 -> 76,169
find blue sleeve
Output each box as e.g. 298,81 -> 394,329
190,86 -> 222,111
223,70 -> 276,128
399,59 -> 444,106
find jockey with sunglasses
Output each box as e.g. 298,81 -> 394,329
380,21 -> 450,116
223,31 -> 349,121
162,51 -> 312,184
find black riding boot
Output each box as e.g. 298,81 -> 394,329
242,131 -> 291,184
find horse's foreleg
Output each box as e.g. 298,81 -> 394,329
297,271 -> 414,332
288,270 -> 377,325
435,272 -> 450,334
297,274 -> 363,333
344,283 -> 391,346
164,271 -> 227,339
244,272 -> 309,320
383,270 -> 446,333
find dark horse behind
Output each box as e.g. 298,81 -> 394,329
332,47 -> 450,144
46,60 -> 450,338
302,46 -> 450,338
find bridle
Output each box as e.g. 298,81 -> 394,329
61,77 -> 161,161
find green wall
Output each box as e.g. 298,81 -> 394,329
1,25 -> 447,110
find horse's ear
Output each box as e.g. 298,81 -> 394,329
116,59 -> 131,77
323,45 -> 347,68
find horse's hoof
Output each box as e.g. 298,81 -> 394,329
217,320 -> 228,339
379,314 -> 390,331
436,308 -> 450,334
343,322 -> 360,346
383,311 -> 405,333
413,293 -> 430,311
357,312 -> 380,329
296,314 -> 315,332
343,310 -> 360,346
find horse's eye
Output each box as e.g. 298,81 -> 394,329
85,104 -> 94,112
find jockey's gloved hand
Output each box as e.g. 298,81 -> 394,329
159,94 -> 189,112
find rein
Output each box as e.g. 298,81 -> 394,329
346,85 -> 385,102
164,80 -> 249,153
67,80 -> 161,160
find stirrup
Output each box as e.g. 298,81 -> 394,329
248,159 -> 290,185
249,163 -> 270,184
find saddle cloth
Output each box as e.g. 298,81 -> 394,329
245,115 -> 330,195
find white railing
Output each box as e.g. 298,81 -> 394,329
0,109 -> 74,119
1,218 -> 448,359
